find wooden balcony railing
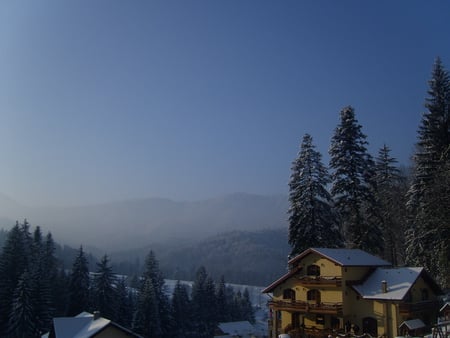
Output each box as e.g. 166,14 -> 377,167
296,275 -> 342,287
268,299 -> 343,315
399,300 -> 440,315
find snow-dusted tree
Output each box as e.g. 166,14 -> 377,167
329,106 -> 382,254
288,134 -> 341,256
191,266 -> 217,338
67,246 -> 90,316
0,223 -> 28,335
133,251 -> 170,338
92,255 -> 117,320
375,145 -> 407,265
170,280 -> 193,338
215,276 -> 231,323
406,58 -> 450,288
115,277 -> 133,329
8,270 -> 39,338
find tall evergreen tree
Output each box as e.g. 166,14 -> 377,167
171,281 -> 193,338
92,255 -> 117,320
329,106 -> 382,254
0,223 -> 28,335
406,58 -> 450,288
215,276 -> 231,323
132,251 -> 170,338
67,246 -> 90,316
191,266 -> 217,338
288,133 -> 341,256
115,277 -> 133,329
375,145 -> 407,265
8,270 -> 39,338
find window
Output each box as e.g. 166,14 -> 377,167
283,288 -> 295,300
316,315 -> 325,325
307,289 -> 321,302
307,264 -> 320,276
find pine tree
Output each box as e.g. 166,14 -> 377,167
8,270 -> 40,338
329,106 -> 383,254
132,251 -> 170,338
406,58 -> 450,288
115,277 -> 133,329
191,266 -> 217,338
92,255 -> 117,320
67,246 -> 90,316
288,133 -> 341,256
0,223 -> 28,335
375,145 -> 407,265
171,281 -> 193,338
215,276 -> 231,323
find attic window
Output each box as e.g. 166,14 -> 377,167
307,264 -> 320,276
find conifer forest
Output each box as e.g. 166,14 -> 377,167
0,58 -> 448,338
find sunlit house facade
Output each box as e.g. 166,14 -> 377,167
263,248 -> 441,338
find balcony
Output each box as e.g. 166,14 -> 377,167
399,300 -> 440,316
296,275 -> 342,287
268,299 -> 343,315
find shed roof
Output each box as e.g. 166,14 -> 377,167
399,319 -> 425,330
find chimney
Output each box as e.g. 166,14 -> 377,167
93,311 -> 101,320
381,280 -> 388,293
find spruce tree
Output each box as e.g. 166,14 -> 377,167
406,58 -> 450,288
288,133 -> 341,256
115,277 -> 133,328
67,246 -> 90,316
8,270 -> 39,338
375,145 -> 407,265
92,255 -> 117,320
329,106 -> 382,254
191,266 -> 217,338
171,281 -> 193,338
132,251 -> 170,338
0,223 -> 27,335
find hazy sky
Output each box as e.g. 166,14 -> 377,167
0,1 -> 449,206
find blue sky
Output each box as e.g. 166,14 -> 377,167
0,1 -> 449,206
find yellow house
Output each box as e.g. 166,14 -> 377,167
262,248 -> 442,338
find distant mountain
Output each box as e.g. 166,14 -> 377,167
0,193 -> 289,251
111,228 -> 291,286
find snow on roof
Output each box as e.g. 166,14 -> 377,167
73,317 -> 111,338
440,302 -> 450,312
353,267 -> 423,300
53,316 -> 95,338
399,319 -> 426,330
218,321 -> 255,335
297,248 -> 391,267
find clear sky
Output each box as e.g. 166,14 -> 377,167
0,1 -> 449,207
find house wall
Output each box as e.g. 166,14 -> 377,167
94,325 -> 138,338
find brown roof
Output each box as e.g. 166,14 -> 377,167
262,266 -> 302,293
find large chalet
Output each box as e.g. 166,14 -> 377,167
263,248 -> 442,337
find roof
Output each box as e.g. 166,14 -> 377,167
353,267 -> 423,300
289,248 -> 391,267
399,319 -> 426,330
441,302 -> 450,312
262,266 -> 302,293
51,312 -> 142,338
217,321 -> 256,336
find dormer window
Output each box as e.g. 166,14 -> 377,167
307,264 -> 320,276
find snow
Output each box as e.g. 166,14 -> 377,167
399,319 -> 426,330
308,248 -> 391,266
353,267 -> 423,300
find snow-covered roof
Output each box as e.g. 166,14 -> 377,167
353,267 -> 423,300
290,248 -> 391,267
217,321 -> 256,335
52,312 -> 142,338
399,319 -> 426,330
440,302 -> 450,312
